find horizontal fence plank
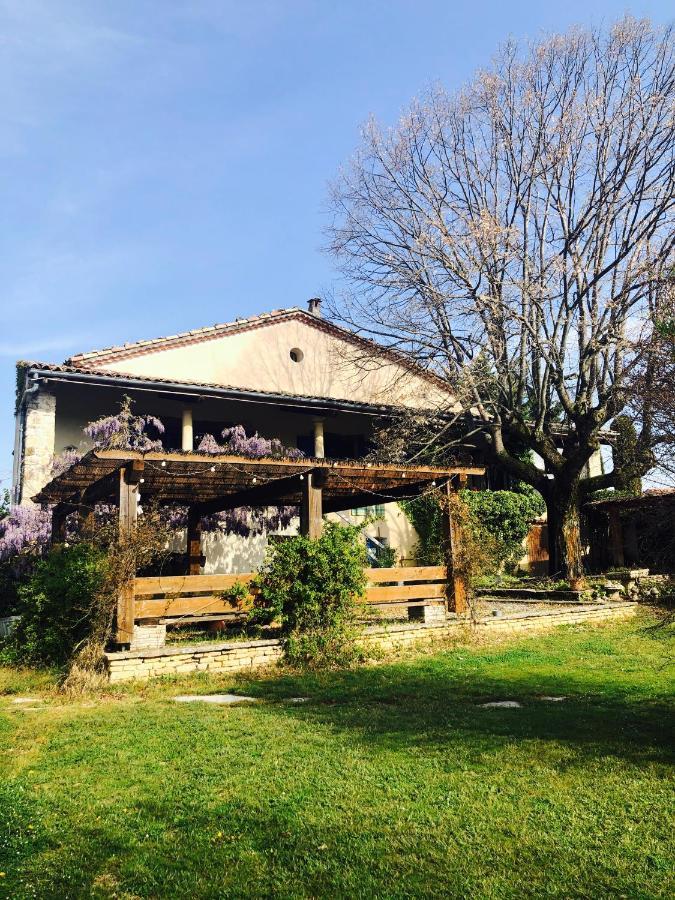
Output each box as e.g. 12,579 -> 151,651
136,595 -> 253,618
365,583 -> 447,602
365,566 -> 446,583
134,573 -> 254,596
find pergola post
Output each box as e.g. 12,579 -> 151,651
442,481 -> 468,615
51,503 -> 69,545
116,464 -> 141,645
187,507 -> 204,574
78,501 -> 95,539
300,472 -> 323,540
608,508 -> 625,568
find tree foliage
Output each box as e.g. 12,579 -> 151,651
402,487 -> 545,574
1,543 -> 108,667
249,522 -> 367,667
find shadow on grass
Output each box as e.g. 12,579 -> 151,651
237,652 -> 675,767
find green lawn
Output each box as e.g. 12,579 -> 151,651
1,616 -> 673,899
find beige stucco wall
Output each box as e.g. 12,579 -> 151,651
94,319 -> 456,411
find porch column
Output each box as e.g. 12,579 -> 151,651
608,509 -> 625,568
116,464 -> 141,645
300,472 -> 324,540
187,507 -> 204,574
442,481 -> 468,615
182,407 -> 194,451
313,419 -> 325,458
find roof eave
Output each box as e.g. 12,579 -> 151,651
24,364 -> 428,418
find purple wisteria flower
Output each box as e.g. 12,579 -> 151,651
220,425 -> 304,460
0,504 -> 52,562
51,448 -> 83,477
84,396 -> 165,452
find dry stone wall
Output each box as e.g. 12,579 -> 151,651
105,603 -> 638,683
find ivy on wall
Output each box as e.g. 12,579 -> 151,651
401,486 -> 545,574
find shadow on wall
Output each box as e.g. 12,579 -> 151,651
201,517 -> 300,575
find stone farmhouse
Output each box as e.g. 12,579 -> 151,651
12,298 -> 605,573
12,299 -> 479,571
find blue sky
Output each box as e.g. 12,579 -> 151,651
1,0 -> 672,489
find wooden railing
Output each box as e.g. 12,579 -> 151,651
129,565 -> 449,626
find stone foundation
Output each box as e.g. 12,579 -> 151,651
131,623 -> 167,651
104,602 -> 638,683
407,602 -> 447,624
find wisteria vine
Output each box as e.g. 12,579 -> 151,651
1,401 -> 303,561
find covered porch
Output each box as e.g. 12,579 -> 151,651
35,449 -> 484,648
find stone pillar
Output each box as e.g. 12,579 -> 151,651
182,407 -> 194,451
408,602 -> 447,624
313,419 -> 325,458
20,390 -> 56,504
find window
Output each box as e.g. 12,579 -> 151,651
289,348 -> 304,362
351,504 -> 385,518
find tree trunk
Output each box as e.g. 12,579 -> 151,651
545,478 -> 585,583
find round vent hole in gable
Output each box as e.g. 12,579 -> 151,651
290,348 -> 304,363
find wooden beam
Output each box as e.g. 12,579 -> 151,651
194,473 -> 305,515
300,472 -> 323,539
51,503 -> 70,545
77,503 -> 95,539
187,507 -> 204,575
116,581 -> 135,646
442,482 -> 468,615
608,509 -> 625,568
116,466 -> 139,645
118,467 -> 139,538
323,480 -> 433,514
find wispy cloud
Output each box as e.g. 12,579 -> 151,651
0,336 -> 93,359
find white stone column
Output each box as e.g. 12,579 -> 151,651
21,390 -> 56,505
313,419 -> 325,458
181,407 -> 194,451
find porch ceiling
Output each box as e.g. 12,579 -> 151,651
34,449 -> 484,513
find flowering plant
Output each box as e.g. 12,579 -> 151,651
84,395 -> 164,452
197,425 -> 304,460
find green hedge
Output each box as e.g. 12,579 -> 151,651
0,543 -> 108,667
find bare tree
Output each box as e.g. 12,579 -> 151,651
629,278 -> 675,484
326,17 -> 675,580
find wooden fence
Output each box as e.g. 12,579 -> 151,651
129,565 -> 449,627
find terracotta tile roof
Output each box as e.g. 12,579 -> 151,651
66,307 -> 304,366
63,306 -> 454,396
19,359 -> 435,415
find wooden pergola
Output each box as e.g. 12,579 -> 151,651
35,449 -> 484,645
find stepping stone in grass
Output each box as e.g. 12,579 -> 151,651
286,697 -> 309,703
10,698 -> 44,705
480,700 -> 522,708
539,696 -> 566,702
173,694 -> 258,705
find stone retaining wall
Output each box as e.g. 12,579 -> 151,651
104,602 -> 639,683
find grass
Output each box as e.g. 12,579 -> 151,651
0,614 -> 673,899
